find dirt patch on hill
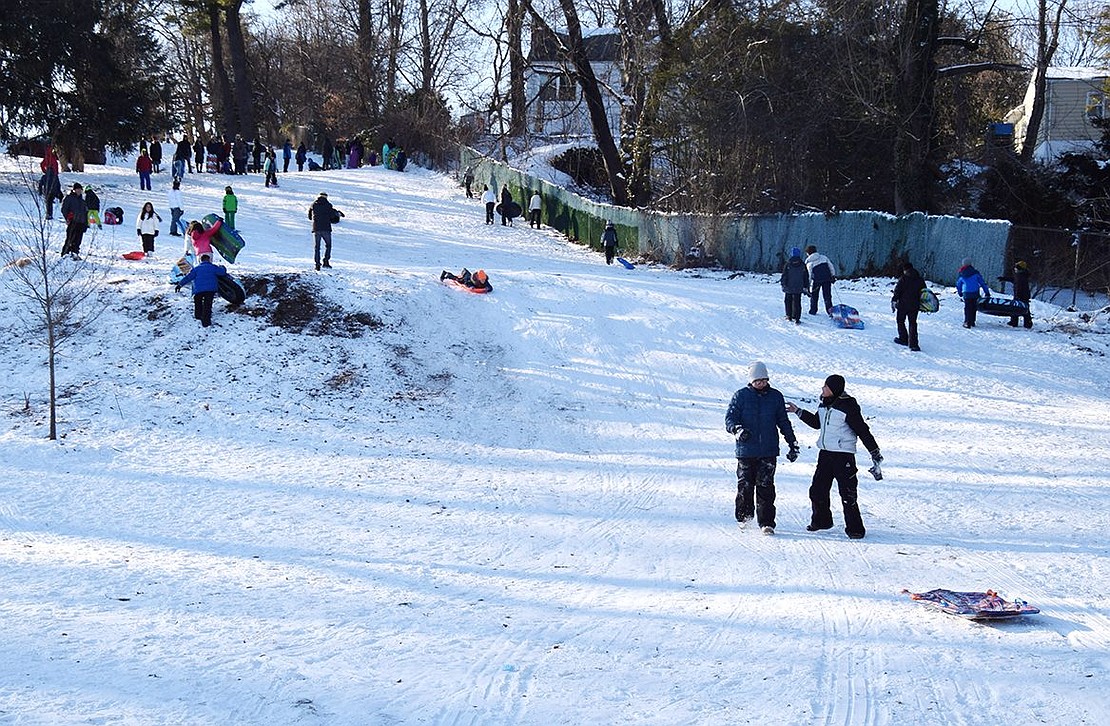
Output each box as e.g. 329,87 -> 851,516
234,273 -> 384,337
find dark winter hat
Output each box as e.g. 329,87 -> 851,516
319,192 -> 327,198
824,374 -> 845,397
805,245 -> 817,254
790,246 -> 802,258
200,253 -> 211,261
71,182 -> 83,190
902,261 -> 915,271
748,361 -> 769,382
225,186 -> 233,194
961,257 -> 972,267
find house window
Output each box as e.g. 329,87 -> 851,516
1086,91 -> 1106,122
557,74 -> 576,101
538,74 -> 558,102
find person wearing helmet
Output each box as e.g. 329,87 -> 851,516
440,267 -> 493,292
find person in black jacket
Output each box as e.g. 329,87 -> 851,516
786,375 -> 881,540
59,182 -> 89,259
891,261 -> 925,351
998,261 -> 1033,329
308,192 -> 343,271
780,247 -> 809,324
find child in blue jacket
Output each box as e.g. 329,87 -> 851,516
175,253 -> 229,327
955,258 -> 990,328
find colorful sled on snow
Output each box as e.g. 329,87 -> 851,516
217,274 -> 246,305
200,213 -> 246,263
903,589 -> 1039,621
169,253 -> 195,284
829,303 -> 865,330
121,251 -> 146,261
919,288 -> 940,313
617,257 -> 635,270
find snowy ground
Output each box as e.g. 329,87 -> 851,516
1,152 -> 1108,725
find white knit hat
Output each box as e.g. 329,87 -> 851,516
748,361 -> 769,382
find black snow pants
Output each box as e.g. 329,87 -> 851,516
808,450 -> 865,538
736,457 -> 777,528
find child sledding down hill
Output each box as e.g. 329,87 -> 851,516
440,268 -> 493,293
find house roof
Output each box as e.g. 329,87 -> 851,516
1044,66 -> 1109,81
529,26 -> 621,64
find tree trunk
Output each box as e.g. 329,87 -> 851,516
507,0 -> 526,137
224,0 -> 256,138
357,0 -> 381,118
893,0 -> 939,214
1019,0 -> 1065,163
207,2 -> 236,138
385,0 -> 404,110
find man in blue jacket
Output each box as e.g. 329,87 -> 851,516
725,361 -> 800,535
175,253 -> 229,327
955,257 -> 990,328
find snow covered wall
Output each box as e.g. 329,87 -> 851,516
461,148 -> 1010,286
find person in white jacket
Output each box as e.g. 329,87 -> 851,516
528,192 -> 542,228
481,185 -> 496,225
803,244 -> 837,316
167,179 -> 186,237
136,201 -> 162,255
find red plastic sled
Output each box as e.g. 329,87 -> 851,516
122,251 -> 146,260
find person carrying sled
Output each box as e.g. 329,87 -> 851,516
601,221 -> 619,265
955,257 -> 990,328
786,374 -> 881,540
891,260 -> 924,351
440,268 -> 492,292
804,244 -> 837,316
499,184 -> 514,226
998,260 -> 1033,329
780,247 -> 810,324
175,253 -> 229,328
308,192 -> 343,271
222,186 -> 238,228
725,361 -> 799,535
185,218 -> 222,260
60,183 -> 89,259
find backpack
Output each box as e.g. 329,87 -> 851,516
919,288 -> 940,313
103,207 -> 124,225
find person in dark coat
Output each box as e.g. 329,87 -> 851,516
780,247 -> 810,324
955,257 -> 990,328
322,137 -> 334,171
601,221 -> 618,265
84,185 -> 102,229
499,184 -> 514,226
295,142 -> 307,172
60,182 -> 89,258
193,137 -> 205,173
725,361 -> 799,535
175,253 -> 229,327
173,136 -> 192,178
787,374 -> 881,540
149,137 -> 163,173
891,261 -> 925,351
38,167 -> 63,220
251,137 -> 265,174
308,192 -> 343,271
998,260 -> 1033,329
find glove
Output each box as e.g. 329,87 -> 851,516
868,462 -> 884,481
890,298 -> 896,313
736,428 -> 750,442
870,449 -> 882,463
786,442 -> 799,462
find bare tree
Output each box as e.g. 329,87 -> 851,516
0,175 -> 112,440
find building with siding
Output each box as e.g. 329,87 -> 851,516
525,27 -> 622,139
1006,66 -> 1109,162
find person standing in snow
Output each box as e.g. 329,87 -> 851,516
60,182 -> 89,259
481,185 -> 496,225
725,361 -> 799,535
804,244 -> 836,316
499,184 -> 514,226
529,192 -> 542,229
149,136 -> 163,174
891,261 -> 924,352
263,147 -> 279,188
175,253 -> 229,328
172,136 -> 191,179
463,167 -> 475,198
167,179 -> 186,237
998,260 -> 1034,329
601,221 -> 619,265
308,192 -> 343,271
84,185 -> 102,229
786,374 -> 881,540
282,139 -> 293,173
955,257 -> 990,328
780,246 -> 810,324
185,218 -> 222,260
222,186 -> 238,228
136,201 -> 162,256
193,136 -> 205,174
136,150 -> 153,190
38,166 -> 63,220
296,142 -> 307,172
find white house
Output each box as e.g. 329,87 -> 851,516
525,27 -> 623,139
1006,66 -> 1109,161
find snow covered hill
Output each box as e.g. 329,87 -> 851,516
1,153 -> 1108,724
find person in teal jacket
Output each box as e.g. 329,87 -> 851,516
724,361 -> 799,534
955,257 -> 989,328
222,186 -> 238,228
